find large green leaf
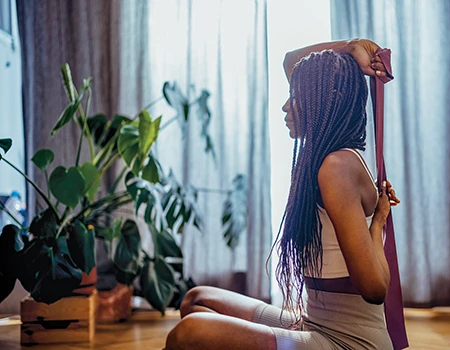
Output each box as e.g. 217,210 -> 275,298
49,166 -> 85,209
0,225 -> 25,302
51,99 -> 82,136
138,111 -> 161,167
113,219 -> 142,285
86,114 -> 108,144
140,257 -> 175,315
31,149 -> 55,171
29,208 -> 59,238
17,237 -> 82,304
0,138 -> 12,156
118,123 -> 139,168
142,154 -> 162,184
222,174 -> 247,248
67,220 -> 96,274
155,229 -> 183,259
79,162 -> 100,202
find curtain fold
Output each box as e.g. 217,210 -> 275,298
17,0 -> 271,301
330,0 -> 450,307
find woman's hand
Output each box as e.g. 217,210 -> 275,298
346,39 -> 388,77
373,180 -> 401,224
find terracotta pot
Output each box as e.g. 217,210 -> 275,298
73,266 -> 98,295
97,283 -> 133,323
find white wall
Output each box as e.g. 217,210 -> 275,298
267,0 -> 331,306
0,0 -> 25,200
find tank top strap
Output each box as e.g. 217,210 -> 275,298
339,148 -> 378,193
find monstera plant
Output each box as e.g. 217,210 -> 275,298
0,64 -> 247,314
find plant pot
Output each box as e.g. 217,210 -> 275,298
97,283 -> 133,323
20,291 -> 97,345
73,266 -> 98,295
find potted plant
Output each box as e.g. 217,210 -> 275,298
0,63 -> 248,322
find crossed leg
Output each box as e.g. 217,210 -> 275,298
165,286 -> 277,350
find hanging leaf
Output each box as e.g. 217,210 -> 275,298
29,208 -> 59,238
196,90 -> 216,162
142,154 -> 162,184
30,237 -> 83,304
138,111 -> 161,166
79,162 -> 100,202
31,149 -> 55,171
16,237 -> 82,304
162,82 -> 189,134
113,219 -> 142,285
0,138 -> 12,156
0,225 -> 25,302
67,220 -> 96,274
222,174 -> 248,249
118,123 -> 139,168
140,257 -> 175,315
49,166 -> 85,209
86,114 -> 108,143
156,229 -> 183,259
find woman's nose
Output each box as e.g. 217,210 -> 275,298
282,99 -> 289,113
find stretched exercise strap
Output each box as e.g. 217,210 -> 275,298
370,48 -> 409,350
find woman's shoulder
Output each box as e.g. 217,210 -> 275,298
318,150 -> 362,186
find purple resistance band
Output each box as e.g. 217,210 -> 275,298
370,48 -> 409,350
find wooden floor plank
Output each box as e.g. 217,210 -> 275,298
0,309 -> 449,349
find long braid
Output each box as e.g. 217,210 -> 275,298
272,50 -> 369,323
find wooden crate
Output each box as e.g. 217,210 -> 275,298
20,290 -> 97,345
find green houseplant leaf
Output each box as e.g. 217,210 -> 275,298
118,122 -> 139,169
0,138 -> 12,156
67,220 -> 96,274
79,162 -> 100,202
49,166 -> 85,209
0,225 -> 24,302
30,237 -> 83,304
29,208 -> 59,238
222,174 -> 247,249
31,149 -> 55,171
142,154 -> 162,184
113,219 -> 142,285
162,82 -> 189,133
140,256 -> 175,315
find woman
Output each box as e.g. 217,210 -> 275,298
164,39 -> 400,350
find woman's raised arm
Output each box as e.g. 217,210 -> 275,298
283,38 -> 388,80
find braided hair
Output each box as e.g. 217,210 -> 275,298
272,50 -> 369,318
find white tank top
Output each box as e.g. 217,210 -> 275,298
311,148 -> 378,279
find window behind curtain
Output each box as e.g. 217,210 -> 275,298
0,0 -> 25,203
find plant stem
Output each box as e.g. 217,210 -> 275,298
84,88 -> 95,161
1,157 -> 60,221
160,116 -> 178,131
108,166 -> 128,194
100,153 -> 120,176
133,96 -> 165,121
196,187 -> 231,195
75,118 -> 84,167
44,170 -> 50,198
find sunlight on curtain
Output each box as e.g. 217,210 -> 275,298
267,0 -> 331,306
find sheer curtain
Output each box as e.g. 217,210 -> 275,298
17,0 -> 271,301
330,0 -> 450,306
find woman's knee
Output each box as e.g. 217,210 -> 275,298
166,314 -> 203,349
179,286 -> 208,317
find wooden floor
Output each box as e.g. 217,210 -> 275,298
0,308 -> 449,349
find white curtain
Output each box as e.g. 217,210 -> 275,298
330,0 -> 450,306
18,0 -> 272,301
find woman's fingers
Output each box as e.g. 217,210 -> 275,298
385,179 -> 401,205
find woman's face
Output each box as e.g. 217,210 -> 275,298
282,97 -> 296,139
